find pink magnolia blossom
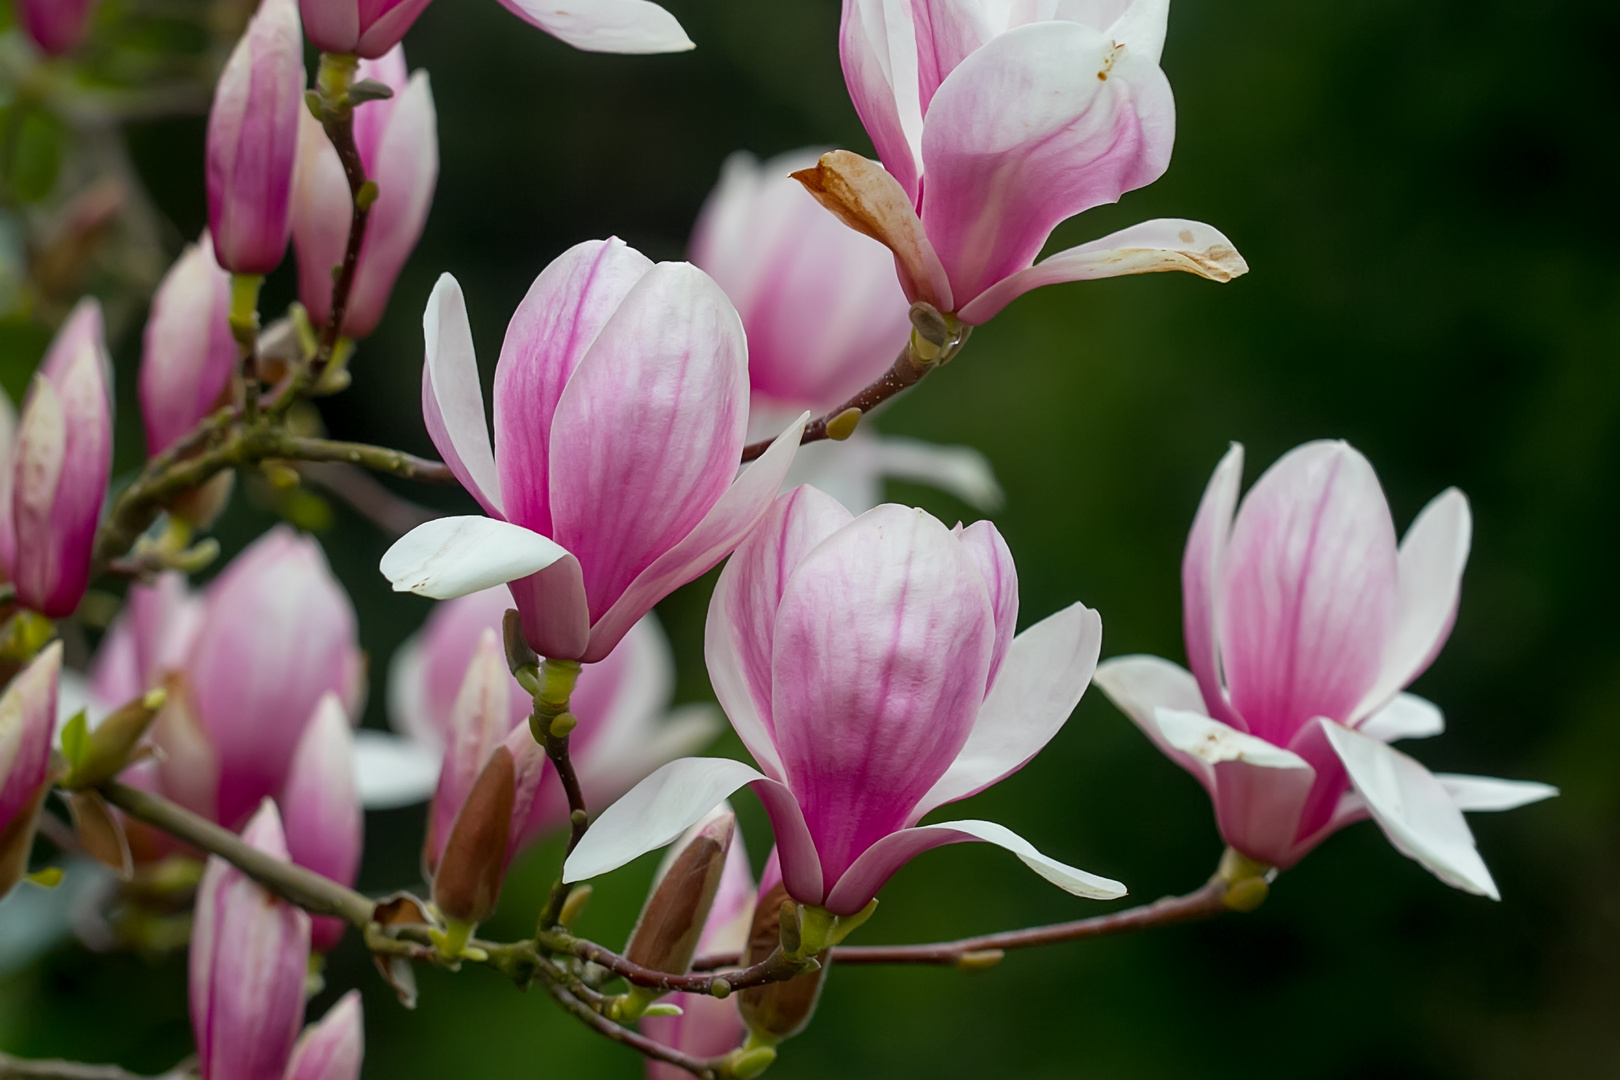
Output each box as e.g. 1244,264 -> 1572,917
140,234 -> 237,457
1094,442 -> 1557,897
693,149 -> 1000,514
15,0 -> 98,54
207,0 -> 305,276
0,644 -> 62,901
410,601 -> 717,874
88,530 -> 365,833
0,300 -> 113,619
293,47 -> 438,340
281,695 -> 363,953
300,0 -> 693,59
641,829 -> 754,1078
806,0 -> 1245,325
564,488 -> 1122,916
379,239 -> 807,663
284,992 -> 363,1080
190,802 -> 311,1080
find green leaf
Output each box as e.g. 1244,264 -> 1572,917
60,710 -> 90,770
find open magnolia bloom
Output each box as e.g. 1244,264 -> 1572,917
565,488 -> 1123,916
1095,442 -> 1557,897
804,0 -> 1247,325
693,149 -> 1002,513
356,586 -> 718,813
380,240 -> 806,663
300,0 -> 693,60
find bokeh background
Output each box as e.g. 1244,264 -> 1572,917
2,0 -> 1617,1076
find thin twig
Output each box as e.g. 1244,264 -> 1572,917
0,1054 -> 192,1080
540,978 -> 722,1080
694,878 -> 1233,970
314,109 -> 369,375
538,929 -> 812,995
99,782 -> 376,928
296,462 -> 440,537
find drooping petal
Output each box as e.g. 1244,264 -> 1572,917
494,238 -> 654,535
421,275 -> 502,516
838,0 -> 926,201
1219,441 -> 1399,745
957,218 -> 1249,324
1352,489 -> 1472,721
1358,692 -> 1444,743
563,757 -> 824,904
494,0 -> 694,53
919,20 -> 1176,307
1180,443 -> 1245,729
508,554 -> 592,662
549,262 -> 749,623
705,486 -> 853,779
770,505 -> 995,887
791,151 -> 954,312
1320,721 -> 1500,898
582,413 -> 808,663
1092,654 -> 1214,787
823,817 -> 1126,916
380,516 -> 571,599
1437,774 -> 1559,813
912,602 -> 1101,819
352,730 -> 441,810
1155,707 -> 1318,867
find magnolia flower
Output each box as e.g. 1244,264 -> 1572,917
0,300 -> 113,619
191,803 -> 364,1080
1095,442 -> 1557,897
293,46 -> 438,340
15,0 -> 98,54
372,586 -> 718,811
141,234 -> 237,457
801,0 -> 1246,325
281,695 -> 362,953
380,240 -> 806,663
0,644 -> 62,901
89,529 -> 365,833
564,489 -> 1123,916
300,0 -> 693,59
207,0 -> 305,276
693,149 -> 1001,514
641,828 -> 754,1078
190,802 -> 310,1080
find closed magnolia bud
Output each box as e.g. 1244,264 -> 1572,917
736,852 -> 828,1046
140,234 -> 237,458
293,46 -> 438,340
207,0 -> 305,276
285,991 -> 364,1080
15,0 -> 98,55
625,806 -> 735,978
0,644 -> 62,900
299,0 -> 433,59
430,744 -> 515,927
0,300 -> 113,619
190,801 -> 311,1080
423,629 -> 511,877
282,694 -> 363,953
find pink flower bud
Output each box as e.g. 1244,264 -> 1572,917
292,46 -> 438,340
382,240 -> 806,663
0,644 -> 62,900
820,1 -> 1245,323
207,0 -> 305,276
736,849 -> 822,1046
15,0 -> 98,55
140,234 -> 237,457
299,0 -> 433,58
285,992 -> 364,1080
624,806 -> 736,978
423,628 -> 511,878
190,801 -> 311,1080
190,529 -> 363,831
281,694 -> 362,953
1096,442 -> 1557,897
563,490 -> 1122,916
641,825 -> 754,1078
1,300 -> 113,618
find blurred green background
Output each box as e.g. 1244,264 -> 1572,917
2,0 -> 1617,1076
